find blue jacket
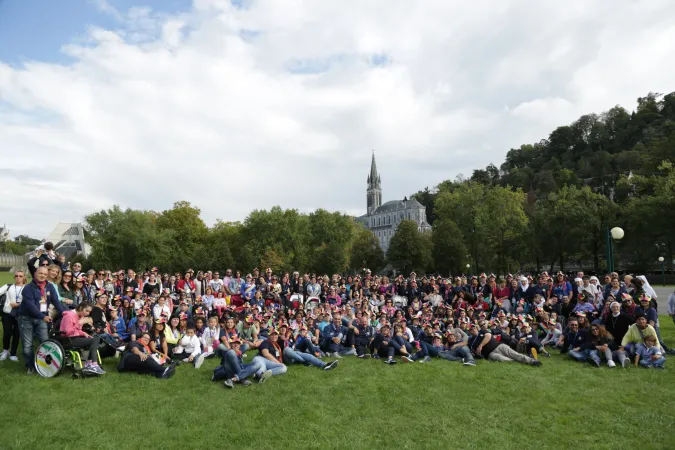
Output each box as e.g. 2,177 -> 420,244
322,322 -> 348,345
19,280 -> 64,319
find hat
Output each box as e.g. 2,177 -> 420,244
245,315 -> 254,323
433,332 -> 444,339
621,293 -> 633,302
229,336 -> 241,344
95,291 -> 108,299
155,318 -> 166,324
380,322 -> 391,329
299,325 -> 308,331
268,329 -> 280,335
136,309 -> 146,316
640,294 -> 651,302
179,313 -> 188,320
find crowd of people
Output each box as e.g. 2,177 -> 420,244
0,244 -> 672,386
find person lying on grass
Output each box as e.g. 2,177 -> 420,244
117,332 -> 175,379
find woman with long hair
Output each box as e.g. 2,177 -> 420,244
58,270 -> 75,309
588,323 -> 617,368
150,319 -> 171,363
0,270 -> 26,361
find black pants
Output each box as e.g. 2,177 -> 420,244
68,336 -> 101,362
121,354 -> 165,377
2,313 -> 20,356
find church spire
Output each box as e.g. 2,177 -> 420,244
367,150 -> 382,215
368,150 -> 380,189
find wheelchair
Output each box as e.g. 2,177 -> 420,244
34,331 -> 103,379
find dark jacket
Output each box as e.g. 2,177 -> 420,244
19,280 -> 63,319
561,328 -> 590,353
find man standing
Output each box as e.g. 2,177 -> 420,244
124,269 -> 138,292
18,266 -> 64,374
306,275 -> 321,299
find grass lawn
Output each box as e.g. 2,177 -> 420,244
0,273 -> 674,449
0,323 -> 673,448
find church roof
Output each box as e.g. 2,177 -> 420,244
371,199 -> 425,214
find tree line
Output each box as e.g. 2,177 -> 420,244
411,91 -> 675,275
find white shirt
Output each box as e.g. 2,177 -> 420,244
0,284 -> 25,314
153,304 -> 171,320
175,335 -> 201,358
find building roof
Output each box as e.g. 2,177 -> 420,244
371,198 -> 425,215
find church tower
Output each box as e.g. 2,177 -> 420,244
367,151 -> 382,215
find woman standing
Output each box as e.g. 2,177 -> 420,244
58,270 -> 75,309
0,270 -> 26,361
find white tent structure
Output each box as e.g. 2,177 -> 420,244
42,222 -> 89,259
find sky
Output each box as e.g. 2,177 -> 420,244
1,0 -> 674,239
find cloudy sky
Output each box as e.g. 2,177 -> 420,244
1,0 -> 674,239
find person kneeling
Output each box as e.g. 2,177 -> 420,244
60,302 -> 106,375
117,332 -> 175,379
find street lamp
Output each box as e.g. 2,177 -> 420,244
466,264 -> 470,276
658,256 -> 665,287
606,227 -> 624,273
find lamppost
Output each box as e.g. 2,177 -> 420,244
606,227 -> 624,273
658,256 -> 665,287
466,264 -> 470,276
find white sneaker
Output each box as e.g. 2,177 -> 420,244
607,360 -> 616,368
9,355 -> 19,362
0,350 -> 8,361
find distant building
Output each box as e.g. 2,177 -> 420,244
41,222 -> 89,260
356,152 -> 431,253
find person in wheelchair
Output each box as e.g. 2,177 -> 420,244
59,302 -> 106,375
117,332 -> 176,379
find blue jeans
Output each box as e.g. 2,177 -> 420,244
252,355 -> 287,376
589,348 -> 613,365
283,347 -> 325,368
218,348 -> 264,381
439,345 -> 474,362
19,315 -> 49,369
639,357 -> 666,368
394,336 -> 413,354
322,340 -> 357,356
568,349 -> 591,362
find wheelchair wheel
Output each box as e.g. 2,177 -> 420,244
35,340 -> 66,378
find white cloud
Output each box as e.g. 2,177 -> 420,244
1,0 -> 674,238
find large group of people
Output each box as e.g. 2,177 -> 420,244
0,244 -> 672,386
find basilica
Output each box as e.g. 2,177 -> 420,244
356,152 -> 431,253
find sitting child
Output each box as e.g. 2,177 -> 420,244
172,326 -> 205,368
635,335 -> 666,369
110,308 -> 130,343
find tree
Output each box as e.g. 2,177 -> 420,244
431,219 -> 467,275
85,206 -> 173,270
387,221 -> 431,275
156,201 -> 209,271
350,226 -> 385,273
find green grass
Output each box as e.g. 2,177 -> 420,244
0,320 -> 674,449
0,271 -> 674,449
0,272 -> 18,285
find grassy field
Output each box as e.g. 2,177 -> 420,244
0,272 -> 674,449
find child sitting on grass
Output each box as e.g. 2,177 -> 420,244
173,326 -> 205,369
635,335 -> 666,369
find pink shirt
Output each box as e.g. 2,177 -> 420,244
59,310 -> 88,337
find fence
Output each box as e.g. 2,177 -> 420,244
0,253 -> 28,271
